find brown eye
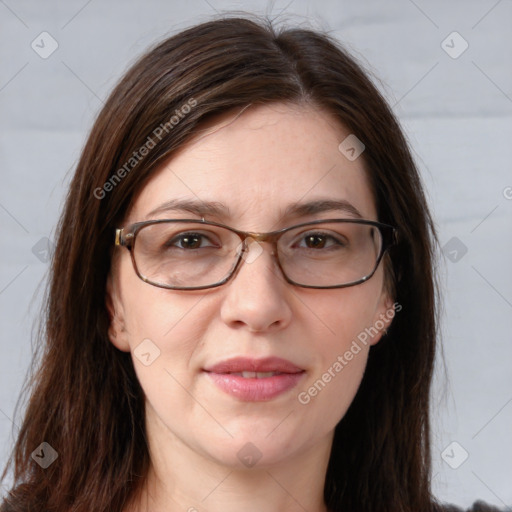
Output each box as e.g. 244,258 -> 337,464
294,231 -> 345,250
176,234 -> 202,249
305,234 -> 327,249
165,232 -> 218,250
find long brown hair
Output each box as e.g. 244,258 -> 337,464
1,15 -> 441,512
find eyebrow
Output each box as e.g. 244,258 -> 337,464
146,198 -> 364,221
146,199 -> 231,219
283,198 -> 363,219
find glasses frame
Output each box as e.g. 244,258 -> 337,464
115,218 -> 397,290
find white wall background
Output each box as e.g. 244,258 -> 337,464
0,0 -> 511,509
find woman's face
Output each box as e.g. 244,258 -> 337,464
108,102 -> 393,470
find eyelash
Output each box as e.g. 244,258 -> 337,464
164,231 -> 346,251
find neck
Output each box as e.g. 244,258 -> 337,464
127,404 -> 333,512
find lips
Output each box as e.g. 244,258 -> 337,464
203,357 -> 305,401
229,371 -> 281,378
203,356 -> 304,374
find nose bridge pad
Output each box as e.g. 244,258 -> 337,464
236,233 -> 277,267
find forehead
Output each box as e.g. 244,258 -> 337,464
128,102 -> 377,227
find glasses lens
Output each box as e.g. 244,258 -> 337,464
133,222 -> 240,288
278,221 -> 383,287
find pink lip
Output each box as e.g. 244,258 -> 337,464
204,356 -> 304,374
203,357 -> 305,401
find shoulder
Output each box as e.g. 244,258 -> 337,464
435,500 -> 504,512
467,502 -> 504,512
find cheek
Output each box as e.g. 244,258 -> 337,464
119,252 -> 209,349
303,277 -> 384,356
295,328 -> 371,438
123,292 -> 212,375
117,264 -> 214,401
295,282 -> 383,423
124,291 -> 215,434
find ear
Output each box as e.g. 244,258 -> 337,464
368,289 -> 396,347
106,273 -> 131,352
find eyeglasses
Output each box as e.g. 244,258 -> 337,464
114,218 -> 396,290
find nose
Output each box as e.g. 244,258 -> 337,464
219,239 -> 293,333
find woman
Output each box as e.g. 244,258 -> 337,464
0,15 -> 502,512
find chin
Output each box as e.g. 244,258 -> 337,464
197,426 -> 311,470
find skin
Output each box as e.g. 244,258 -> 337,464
107,102 -> 394,512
